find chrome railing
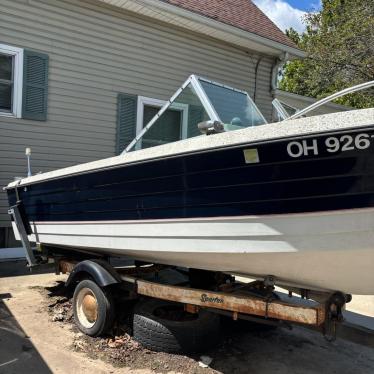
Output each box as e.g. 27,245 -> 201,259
285,80 -> 374,121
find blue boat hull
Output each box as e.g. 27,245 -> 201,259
7,126 -> 374,222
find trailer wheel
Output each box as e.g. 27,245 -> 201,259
73,279 -> 115,337
133,299 -> 220,353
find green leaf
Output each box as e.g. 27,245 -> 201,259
280,0 -> 374,109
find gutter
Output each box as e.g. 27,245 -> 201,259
149,0 -> 305,57
99,0 -> 306,58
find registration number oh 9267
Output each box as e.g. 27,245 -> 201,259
286,133 -> 372,158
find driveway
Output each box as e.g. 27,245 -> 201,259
1,260 -> 374,374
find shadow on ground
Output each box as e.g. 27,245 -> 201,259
0,260 -> 55,278
0,294 -> 52,374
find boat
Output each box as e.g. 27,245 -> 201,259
5,75 -> 374,295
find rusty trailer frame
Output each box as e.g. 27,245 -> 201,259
127,277 -> 326,326
57,259 -> 328,329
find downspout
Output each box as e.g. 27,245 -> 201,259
253,56 -> 264,103
271,52 -> 289,93
270,52 -> 289,121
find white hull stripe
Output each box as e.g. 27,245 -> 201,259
12,207 -> 374,294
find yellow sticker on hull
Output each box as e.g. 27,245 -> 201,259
243,148 -> 259,164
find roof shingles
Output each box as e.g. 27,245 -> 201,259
161,0 -> 298,49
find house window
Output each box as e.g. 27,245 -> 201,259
116,86 -> 210,154
136,96 -> 188,150
0,44 -> 23,118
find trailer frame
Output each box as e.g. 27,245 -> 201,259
56,257 -> 347,339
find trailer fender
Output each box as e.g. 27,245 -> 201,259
65,259 -> 122,289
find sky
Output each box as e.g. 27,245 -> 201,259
253,0 -> 322,33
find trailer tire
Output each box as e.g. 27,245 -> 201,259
73,279 -> 115,337
133,299 -> 220,353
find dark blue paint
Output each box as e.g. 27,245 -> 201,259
7,126 -> 374,222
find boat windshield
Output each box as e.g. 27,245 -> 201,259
198,79 -> 267,129
123,75 -> 267,153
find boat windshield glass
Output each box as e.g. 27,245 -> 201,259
199,79 -> 267,129
124,75 -> 267,153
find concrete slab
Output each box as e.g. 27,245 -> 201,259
0,298 -> 52,374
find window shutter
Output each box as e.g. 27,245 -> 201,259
116,93 -> 137,154
22,50 -> 49,121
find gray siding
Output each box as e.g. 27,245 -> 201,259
275,90 -> 351,117
0,0 -> 276,226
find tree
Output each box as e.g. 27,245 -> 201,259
279,0 -> 374,108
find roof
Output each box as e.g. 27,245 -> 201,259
98,0 -> 304,57
275,89 -> 352,111
161,0 -> 298,49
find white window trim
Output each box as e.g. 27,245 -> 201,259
0,44 -> 23,118
136,96 -> 188,150
272,98 -> 290,121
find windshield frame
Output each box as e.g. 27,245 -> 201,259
196,76 -> 268,126
122,74 -> 267,154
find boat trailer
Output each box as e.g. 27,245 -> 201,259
56,258 -> 347,341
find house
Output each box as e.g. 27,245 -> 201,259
0,0 -> 303,247
274,89 -> 351,119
